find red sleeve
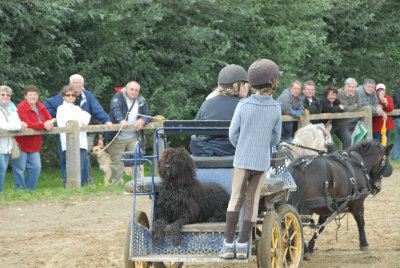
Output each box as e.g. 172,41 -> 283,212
18,110 -> 45,130
386,96 -> 394,112
381,96 -> 394,112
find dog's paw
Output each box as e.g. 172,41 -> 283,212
152,229 -> 165,244
171,231 -> 182,246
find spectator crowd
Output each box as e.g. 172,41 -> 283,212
1,70 -> 400,193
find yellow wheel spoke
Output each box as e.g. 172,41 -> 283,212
289,230 -> 298,240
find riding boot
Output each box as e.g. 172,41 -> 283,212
238,220 -> 254,243
224,211 -> 239,244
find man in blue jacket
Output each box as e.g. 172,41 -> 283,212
44,74 -> 112,187
105,81 -> 151,185
276,80 -> 304,142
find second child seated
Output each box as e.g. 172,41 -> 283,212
190,64 -> 249,156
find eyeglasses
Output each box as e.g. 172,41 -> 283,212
0,93 -> 11,97
64,94 -> 76,97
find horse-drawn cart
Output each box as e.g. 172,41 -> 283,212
122,120 -> 304,268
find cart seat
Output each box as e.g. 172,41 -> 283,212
191,155 -> 234,168
125,176 -> 163,193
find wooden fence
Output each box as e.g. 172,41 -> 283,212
1,106 -> 399,188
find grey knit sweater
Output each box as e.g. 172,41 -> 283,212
229,94 -> 282,171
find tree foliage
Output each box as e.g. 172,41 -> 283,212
1,0 -> 399,165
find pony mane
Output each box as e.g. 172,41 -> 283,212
347,140 -> 380,155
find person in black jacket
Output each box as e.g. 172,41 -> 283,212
302,80 -> 322,114
391,78 -> 400,160
320,85 -> 351,149
105,81 -> 151,185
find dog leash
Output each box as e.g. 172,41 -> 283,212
99,113 -> 164,153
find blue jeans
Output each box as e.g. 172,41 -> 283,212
373,130 -> 391,144
281,122 -> 295,142
392,118 -> 400,160
11,151 -> 41,191
59,136 -> 89,186
0,153 -> 10,192
61,149 -> 89,186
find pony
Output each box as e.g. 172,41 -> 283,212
287,140 -> 393,259
280,121 -> 334,160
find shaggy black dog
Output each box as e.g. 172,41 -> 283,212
152,147 -> 230,246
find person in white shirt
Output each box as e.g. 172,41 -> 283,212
56,85 -> 91,187
0,85 -> 27,192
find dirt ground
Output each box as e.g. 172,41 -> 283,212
1,170 -> 400,268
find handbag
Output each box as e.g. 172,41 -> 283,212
11,137 -> 21,159
1,109 -> 22,159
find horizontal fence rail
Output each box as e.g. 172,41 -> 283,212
1,106 -> 399,188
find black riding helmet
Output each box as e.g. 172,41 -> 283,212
218,64 -> 248,89
248,59 -> 280,89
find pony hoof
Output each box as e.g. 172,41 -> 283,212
304,252 -> 313,260
360,245 -> 369,251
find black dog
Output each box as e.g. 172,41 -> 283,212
152,147 -> 230,246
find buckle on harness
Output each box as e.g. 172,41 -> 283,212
349,177 -> 356,184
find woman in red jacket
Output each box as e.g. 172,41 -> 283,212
373,83 -> 394,144
11,85 -> 54,191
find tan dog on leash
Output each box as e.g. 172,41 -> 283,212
92,144 -> 134,186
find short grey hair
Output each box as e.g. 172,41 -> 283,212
363,78 -> 375,86
69,74 -> 84,83
304,80 -> 316,88
344,78 -> 357,87
290,80 -> 302,88
0,85 -> 12,95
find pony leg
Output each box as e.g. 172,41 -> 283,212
352,210 -> 369,250
305,216 -> 326,260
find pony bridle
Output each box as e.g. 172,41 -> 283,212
350,145 -> 387,195
316,125 -> 334,151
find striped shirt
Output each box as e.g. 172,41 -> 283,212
229,94 -> 282,171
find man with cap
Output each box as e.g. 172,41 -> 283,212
190,64 -> 249,156
220,59 -> 282,259
276,80 -> 304,142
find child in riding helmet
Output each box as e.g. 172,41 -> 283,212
190,64 -> 249,156
219,59 -> 282,259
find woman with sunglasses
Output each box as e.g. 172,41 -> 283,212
0,85 -> 27,192
56,85 -> 91,187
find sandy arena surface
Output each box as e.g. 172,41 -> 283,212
1,170 -> 400,268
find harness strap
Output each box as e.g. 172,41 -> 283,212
319,157 -> 334,212
350,151 -> 374,194
332,153 -> 361,195
315,199 -> 350,236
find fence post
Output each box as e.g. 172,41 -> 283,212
299,109 -> 311,128
65,120 -> 81,188
362,106 -> 373,139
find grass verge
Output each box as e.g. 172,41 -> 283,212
0,166 -> 151,205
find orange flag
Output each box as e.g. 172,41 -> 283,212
381,119 -> 387,146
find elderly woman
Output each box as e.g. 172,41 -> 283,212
0,86 -> 27,192
56,85 -> 91,187
11,85 -> 54,191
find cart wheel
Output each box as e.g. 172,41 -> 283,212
124,211 -> 150,268
276,204 -> 304,268
257,211 -> 283,268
